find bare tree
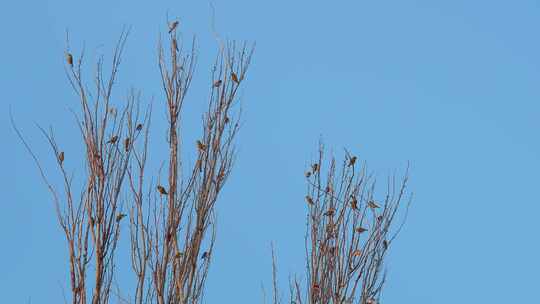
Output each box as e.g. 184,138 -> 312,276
271,143 -> 412,304
13,19 -> 253,304
125,22 -> 254,304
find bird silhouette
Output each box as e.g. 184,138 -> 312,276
312,163 -> 319,173
305,171 -> 312,178
66,53 -> 73,66
201,251 -> 209,259
348,156 -> 357,167
58,151 -> 64,164
367,200 -> 380,209
355,227 -> 368,234
383,240 -> 388,250
305,195 -> 314,205
213,79 -> 222,87
116,213 -> 126,222
107,135 -> 118,144
168,21 -> 179,33
157,185 -> 168,195
136,123 -> 143,131
231,72 -> 239,83
350,197 -> 358,210
196,140 -> 206,152
324,208 -> 335,217
124,138 -> 130,152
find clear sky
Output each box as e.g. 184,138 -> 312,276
2,0 -> 540,303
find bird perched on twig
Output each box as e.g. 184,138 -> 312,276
350,196 -> 358,210
224,116 -> 230,124
213,79 -> 222,87
107,135 -> 118,144
348,156 -> 357,167
367,200 -> 380,209
355,227 -> 368,234
136,123 -> 143,131
324,208 -> 335,217
124,137 -> 130,152
231,72 -> 239,83
116,213 -> 126,222
157,185 -> 168,195
305,171 -> 311,178
58,151 -> 64,165
66,52 -> 73,66
201,251 -> 209,260
305,195 -> 314,205
312,163 -> 319,173
168,20 -> 179,33
196,140 -> 206,152
383,240 -> 389,250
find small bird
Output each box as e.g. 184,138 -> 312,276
383,240 -> 389,250
168,20 -> 179,33
355,227 -> 368,234
348,156 -> 357,167
352,249 -> 362,257
107,135 -> 118,144
377,215 -> 383,222
58,151 -> 65,164
324,208 -> 335,217
136,123 -> 143,131
66,52 -> 73,66
305,171 -> 312,178
312,163 -> 319,173
305,195 -> 314,205
196,140 -> 206,152
124,137 -> 130,152
224,116 -> 230,124
350,196 -> 358,210
116,213 -> 126,222
157,185 -> 168,195
201,251 -> 209,259
213,79 -> 222,87
231,72 -> 239,83
367,200 -> 380,209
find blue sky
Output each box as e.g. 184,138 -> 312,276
2,0 -> 540,302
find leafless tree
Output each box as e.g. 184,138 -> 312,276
127,21 -> 254,304
270,143 -> 412,304
13,20 -> 253,304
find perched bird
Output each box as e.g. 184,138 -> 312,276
136,123 -> 143,131
224,116 -> 230,124
196,140 -> 206,152
305,171 -> 312,178
352,249 -> 362,257
116,213 -> 126,222
201,251 -> 209,259
377,215 -> 383,222
157,185 -> 168,195
66,52 -> 73,66
168,20 -> 179,33
348,156 -> 357,167
312,163 -> 319,173
58,151 -> 65,164
231,72 -> 239,83
124,137 -> 130,152
350,196 -> 358,210
305,195 -> 314,205
324,208 -> 335,217
367,200 -> 380,209
107,135 -> 118,144
355,227 -> 368,234
213,79 -> 222,87
383,240 -> 389,250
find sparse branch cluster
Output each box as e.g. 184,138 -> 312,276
25,20 -> 253,304
274,144 -> 411,304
